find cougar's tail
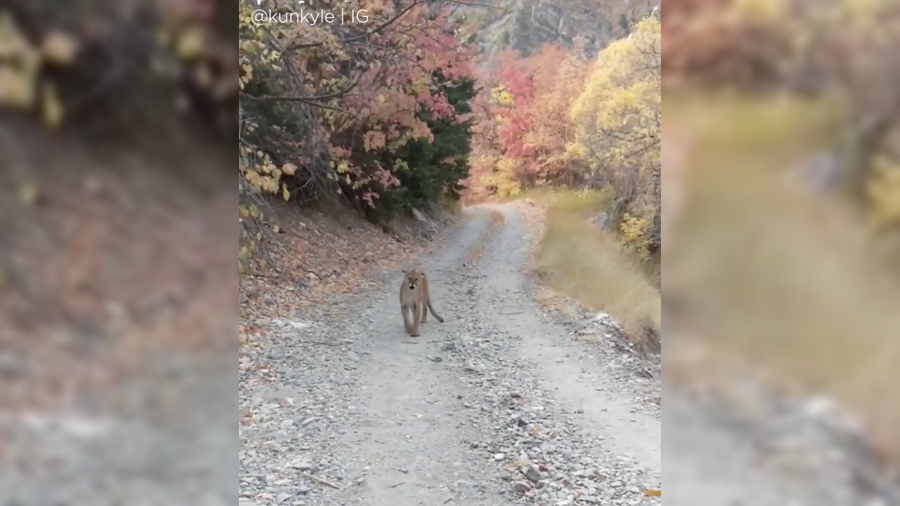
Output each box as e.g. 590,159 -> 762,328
427,301 -> 444,323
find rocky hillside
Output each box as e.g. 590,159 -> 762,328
453,0 -> 659,61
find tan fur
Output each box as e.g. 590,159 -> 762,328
399,268 -> 445,337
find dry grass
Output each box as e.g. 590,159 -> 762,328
666,90 -> 900,461
534,287 -> 581,319
534,190 -> 661,351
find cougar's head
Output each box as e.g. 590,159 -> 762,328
402,268 -> 423,291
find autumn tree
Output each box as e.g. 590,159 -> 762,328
463,14 -> 662,254
569,15 -> 661,256
238,0 -> 478,272
519,46 -> 592,186
466,44 -> 592,199
356,73 -> 477,220
465,50 -> 532,199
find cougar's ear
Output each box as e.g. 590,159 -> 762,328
401,269 -> 408,274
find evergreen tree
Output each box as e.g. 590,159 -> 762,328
374,73 -> 477,218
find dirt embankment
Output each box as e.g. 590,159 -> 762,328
239,200 -> 459,340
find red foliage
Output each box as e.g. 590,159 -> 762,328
468,44 -> 589,192
325,3 -> 478,203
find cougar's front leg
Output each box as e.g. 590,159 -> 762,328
402,304 -> 414,335
409,302 -> 421,337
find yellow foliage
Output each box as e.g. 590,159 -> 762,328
570,16 -> 660,174
0,14 -> 35,61
175,26 -> 206,60
490,85 -> 514,106
0,65 -> 36,107
867,156 -> 900,231
489,157 -> 521,198
239,113 -> 297,274
619,213 -> 652,258
0,14 -> 40,109
568,16 -> 660,250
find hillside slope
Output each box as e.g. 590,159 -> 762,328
455,0 -> 658,60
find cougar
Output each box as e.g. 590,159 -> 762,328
399,268 -> 444,337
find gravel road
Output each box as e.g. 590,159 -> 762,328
664,351 -> 900,506
0,347 -> 237,506
239,203 -> 662,506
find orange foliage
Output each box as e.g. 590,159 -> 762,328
465,45 -> 591,199
519,46 -> 591,184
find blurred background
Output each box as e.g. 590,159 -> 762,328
663,0 -> 900,503
0,0 -> 236,504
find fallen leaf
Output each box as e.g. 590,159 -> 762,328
175,26 -> 205,60
18,181 -> 38,206
40,31 -> 80,65
41,83 -> 63,128
0,66 -> 36,107
193,62 -> 213,88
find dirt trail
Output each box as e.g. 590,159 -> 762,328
239,204 -> 662,506
478,204 -> 661,475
